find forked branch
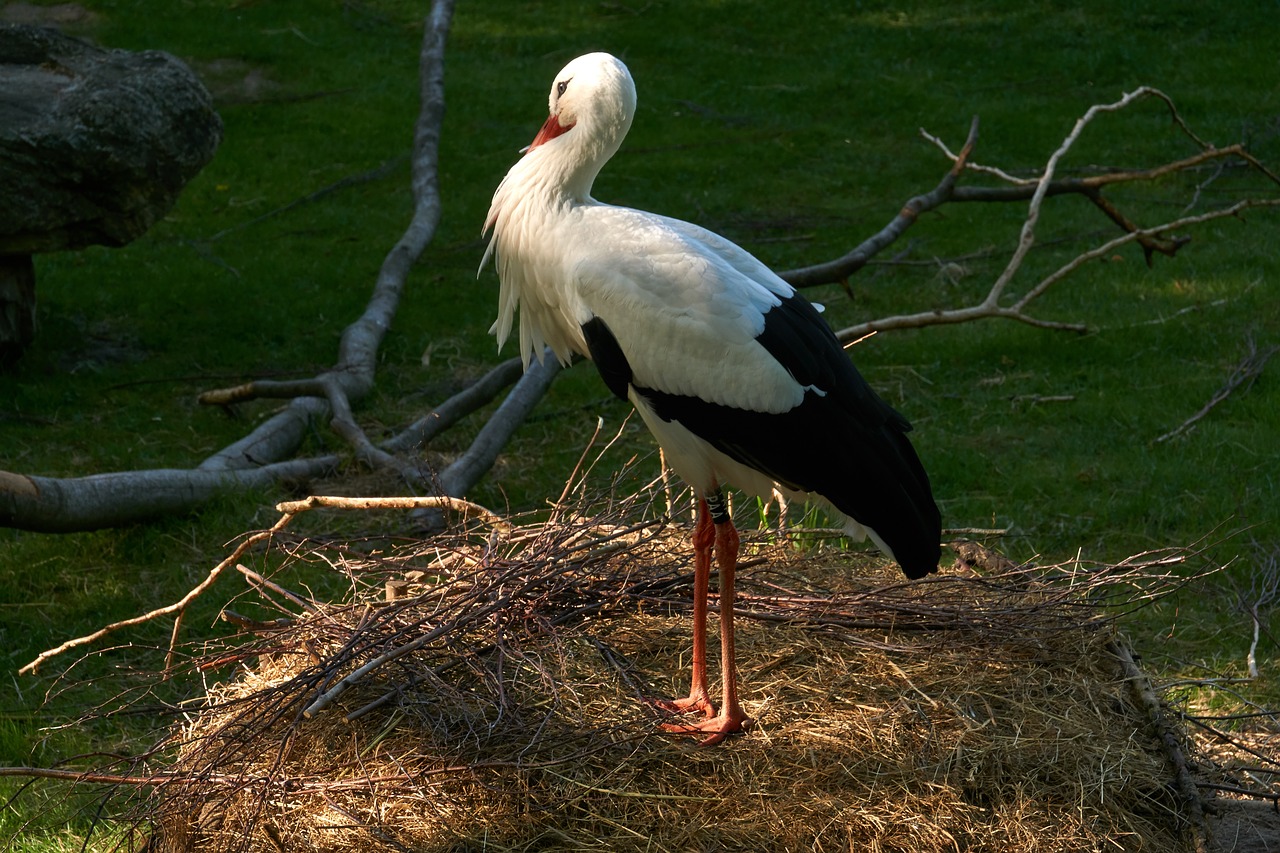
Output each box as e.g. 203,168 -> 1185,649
783,87 -> 1280,344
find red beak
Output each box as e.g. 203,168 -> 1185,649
527,113 -> 575,151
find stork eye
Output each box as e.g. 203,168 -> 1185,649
556,79 -> 570,98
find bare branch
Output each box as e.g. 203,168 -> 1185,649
434,353 -> 563,499
0,457 -> 338,534
987,89 -> 1154,310
199,397 -> 329,471
382,356 -> 524,452
275,494 -> 506,527
1111,639 -> 1209,853
779,116 -> 980,289
824,86 -> 1280,343
944,144 -> 1271,264
18,517 -> 291,675
1155,334 -> 1280,443
1007,200 -> 1279,315
200,0 -> 455,457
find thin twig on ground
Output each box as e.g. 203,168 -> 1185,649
1156,335 -> 1280,443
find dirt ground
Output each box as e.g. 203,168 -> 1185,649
1208,800 -> 1280,853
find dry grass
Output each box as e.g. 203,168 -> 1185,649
113,492 -> 1213,853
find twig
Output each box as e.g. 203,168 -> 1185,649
19,516 -> 293,675
1110,638 -> 1209,853
274,494 -> 507,528
235,564 -> 319,613
1246,603 -> 1262,680
302,595 -> 504,718
1182,715 -> 1280,772
1195,781 -> 1280,802
1155,336 -> 1279,443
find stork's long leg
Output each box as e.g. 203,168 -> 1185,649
652,498 -> 716,718
708,517 -> 750,737
661,492 -> 753,745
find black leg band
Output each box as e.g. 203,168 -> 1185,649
705,489 -> 731,525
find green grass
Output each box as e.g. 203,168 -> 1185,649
2,0 -> 1278,844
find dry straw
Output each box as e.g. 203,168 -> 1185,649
90,474 -> 1215,853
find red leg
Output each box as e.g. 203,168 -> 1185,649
664,518 -> 752,745
652,499 -> 716,718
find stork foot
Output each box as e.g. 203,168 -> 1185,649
646,691 -> 716,719
660,708 -> 753,747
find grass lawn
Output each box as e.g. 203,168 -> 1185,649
2,0 -> 1278,845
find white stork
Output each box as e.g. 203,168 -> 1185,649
481,52 -> 941,744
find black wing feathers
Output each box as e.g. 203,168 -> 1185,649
646,295 -> 940,578
581,316 -> 633,402
579,298 -> 941,579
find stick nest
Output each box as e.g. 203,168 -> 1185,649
133,497 -> 1205,852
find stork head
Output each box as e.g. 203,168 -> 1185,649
482,53 -> 637,246
526,52 -> 637,164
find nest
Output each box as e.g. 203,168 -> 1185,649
112,485 -> 1213,853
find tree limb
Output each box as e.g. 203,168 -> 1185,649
0,458 -> 338,533
814,88 -> 1280,342
779,116 -> 980,289
1110,638 -> 1209,853
434,353 -> 563,499
18,516 -> 291,674
199,0 -> 456,461
199,397 -> 329,471
382,355 -> 524,453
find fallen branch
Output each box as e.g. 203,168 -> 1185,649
779,116 -> 979,289
381,355 -> 524,452
433,353 -> 563,500
195,0 -> 456,466
276,494 -> 507,528
1110,638 -> 1209,853
782,86 -> 1280,344
1155,335 -> 1280,443
18,515 -> 291,675
0,458 -> 338,533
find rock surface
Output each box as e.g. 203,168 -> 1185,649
0,24 -> 222,254
0,23 -> 221,361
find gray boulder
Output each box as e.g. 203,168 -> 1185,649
0,24 -> 222,363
